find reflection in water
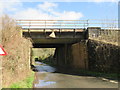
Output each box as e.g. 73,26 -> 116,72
33,61 -> 118,88
34,61 -> 56,72
35,80 -> 56,87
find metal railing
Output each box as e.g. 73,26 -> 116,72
16,19 -> 119,30
16,20 -> 89,29
88,19 -> 118,29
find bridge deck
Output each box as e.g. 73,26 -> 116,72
22,28 -> 88,44
22,28 -> 85,32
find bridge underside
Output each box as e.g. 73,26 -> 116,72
33,43 -> 65,48
32,38 -> 83,44
22,29 -> 88,46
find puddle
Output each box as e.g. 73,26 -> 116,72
34,61 -> 56,72
33,62 -> 118,88
35,61 -> 45,65
35,80 -> 56,87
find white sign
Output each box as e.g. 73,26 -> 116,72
0,45 -> 7,56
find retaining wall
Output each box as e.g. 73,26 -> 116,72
87,39 -> 120,73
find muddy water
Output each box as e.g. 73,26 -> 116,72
33,61 -> 118,88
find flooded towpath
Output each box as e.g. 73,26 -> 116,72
33,61 -> 118,88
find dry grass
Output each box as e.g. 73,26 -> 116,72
1,15 -> 32,87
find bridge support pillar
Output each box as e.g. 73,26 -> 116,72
54,41 -> 88,69
71,41 -> 88,69
64,44 -> 67,65
54,44 -> 72,67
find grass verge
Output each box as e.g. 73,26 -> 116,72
9,71 -> 34,88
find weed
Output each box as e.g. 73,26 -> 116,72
10,72 -> 34,88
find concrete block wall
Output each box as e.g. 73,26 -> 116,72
71,41 -> 88,69
54,41 -> 88,70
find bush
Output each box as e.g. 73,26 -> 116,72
1,15 -> 32,87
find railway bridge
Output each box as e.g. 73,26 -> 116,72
17,19 -> 118,69
17,20 -> 89,48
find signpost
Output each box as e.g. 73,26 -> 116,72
0,45 -> 7,56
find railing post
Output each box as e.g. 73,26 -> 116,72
84,22 -> 85,29
45,20 -> 46,29
28,21 -> 31,37
87,19 -> 89,28
64,44 -> 67,65
29,21 -> 31,29
44,20 -> 46,37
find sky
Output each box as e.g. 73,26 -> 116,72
0,0 -> 119,20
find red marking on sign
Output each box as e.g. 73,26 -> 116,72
0,45 -> 7,56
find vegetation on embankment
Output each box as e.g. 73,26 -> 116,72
10,71 -> 34,88
31,48 -> 55,65
1,15 -> 32,87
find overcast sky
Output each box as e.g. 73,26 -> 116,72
0,0 -> 119,20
